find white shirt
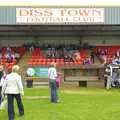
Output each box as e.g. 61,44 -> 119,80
0,77 -> 5,87
2,72 -> 24,95
48,67 -> 57,80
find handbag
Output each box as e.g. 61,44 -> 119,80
56,78 -> 60,88
56,73 -> 62,88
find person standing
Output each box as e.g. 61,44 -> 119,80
2,65 -> 24,120
0,65 -> 3,105
116,67 -> 120,87
48,62 -> 58,103
90,51 -> 95,64
105,66 -> 112,89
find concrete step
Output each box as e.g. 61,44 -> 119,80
63,80 -> 104,87
63,81 -> 79,87
87,80 -> 104,87
18,52 -> 31,67
24,81 -> 49,88
33,82 -> 49,86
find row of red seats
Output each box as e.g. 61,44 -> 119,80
28,48 -> 86,66
0,47 -> 26,70
93,46 -> 120,64
28,60 -> 83,66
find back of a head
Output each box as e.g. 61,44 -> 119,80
12,65 -> 20,73
49,62 -> 56,68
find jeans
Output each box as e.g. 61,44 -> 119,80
7,94 -> 24,120
50,80 -> 58,103
106,76 -> 112,89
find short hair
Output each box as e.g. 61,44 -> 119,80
12,65 -> 20,73
49,62 -> 56,67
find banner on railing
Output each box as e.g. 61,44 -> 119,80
26,67 -> 48,77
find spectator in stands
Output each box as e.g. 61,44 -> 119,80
29,45 -> 34,53
104,49 -> 108,55
96,48 -> 101,57
2,65 -> 24,120
117,56 -> 120,64
48,62 -> 58,103
64,53 -> 73,62
74,50 -> 81,60
101,49 -> 105,56
116,49 -> 120,57
11,52 -> 15,61
6,53 -> 12,63
101,55 -> 107,65
0,65 -> 3,105
14,52 -> 20,61
90,51 -> 95,63
6,46 -> 12,54
112,56 -> 118,65
83,56 -> 91,65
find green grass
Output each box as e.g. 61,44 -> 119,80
1,87 -> 120,120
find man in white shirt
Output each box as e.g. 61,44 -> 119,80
2,65 -> 24,120
48,62 -> 58,103
105,66 -> 112,89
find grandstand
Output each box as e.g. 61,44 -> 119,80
0,7 -> 120,87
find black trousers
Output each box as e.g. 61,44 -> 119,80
0,86 -> 1,104
7,94 -> 24,120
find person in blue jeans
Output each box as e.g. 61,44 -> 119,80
48,62 -> 58,103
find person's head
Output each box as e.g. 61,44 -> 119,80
107,66 -> 110,69
49,62 -> 56,68
12,65 -> 20,73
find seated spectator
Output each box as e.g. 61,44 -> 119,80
14,52 -> 20,60
116,49 -> 120,57
6,53 -> 12,63
29,45 -> 34,53
83,56 -> 91,65
11,52 -> 15,61
112,56 -> 119,65
6,46 -> 11,54
64,54 -> 73,62
117,56 -> 120,64
74,50 -> 81,59
101,55 -> 107,64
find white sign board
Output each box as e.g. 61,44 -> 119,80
16,8 -> 104,24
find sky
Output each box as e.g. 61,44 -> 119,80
0,0 -> 120,6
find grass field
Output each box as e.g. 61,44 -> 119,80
1,87 -> 120,120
